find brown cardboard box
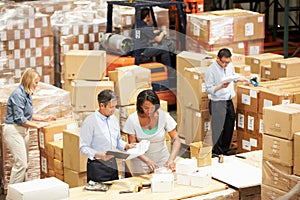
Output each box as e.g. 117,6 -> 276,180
71,80 -> 114,112
237,131 -> 262,153
178,108 -> 211,144
190,141 -> 212,167
237,85 -> 260,112
206,51 -> 245,65
64,50 -> 106,80
294,132 -> 300,176
245,110 -> 260,134
258,88 -> 293,114
270,57 -> 300,80
262,159 -> 296,192
54,158 -> 64,175
63,129 -> 87,172
54,140 -> 63,161
261,184 -> 286,200
245,53 -> 284,74
263,134 -> 293,166
263,104 -> 300,140
64,168 -> 87,188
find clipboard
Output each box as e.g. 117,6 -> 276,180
106,151 -> 130,159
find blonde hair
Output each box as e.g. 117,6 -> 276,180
20,68 -> 39,94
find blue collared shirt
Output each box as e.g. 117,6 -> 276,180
205,60 -> 236,101
79,110 -> 126,160
5,85 -> 33,125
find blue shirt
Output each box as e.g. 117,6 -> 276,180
5,85 -> 33,125
79,110 -> 127,160
205,60 -> 236,101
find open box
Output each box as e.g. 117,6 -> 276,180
190,142 -> 212,167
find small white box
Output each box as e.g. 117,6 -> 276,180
176,173 -> 191,186
176,158 -> 197,175
190,166 -> 212,187
151,173 -> 174,193
7,177 -> 69,200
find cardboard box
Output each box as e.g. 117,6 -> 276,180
263,134 -> 293,166
64,50 -> 106,80
270,57 -> 300,80
294,132 -> 300,176
151,173 -> 174,193
64,168 -> 87,188
261,184 -> 286,200
262,159 -> 296,192
263,104 -> 300,140
237,131 -> 262,153
237,85 -> 260,112
6,177 -> 69,200
190,141 -> 212,167
71,80 -> 114,112
63,129 -> 87,172
54,159 -> 64,175
245,53 -> 284,74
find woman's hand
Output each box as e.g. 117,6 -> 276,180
43,115 -> 57,122
125,143 -> 136,150
145,159 -> 159,172
164,160 -> 176,172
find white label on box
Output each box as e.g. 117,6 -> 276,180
63,45 -> 70,53
36,66 -> 42,75
280,64 -> 286,69
244,66 -> 250,71
238,113 -> 244,129
44,37 -> 50,46
93,24 -> 99,33
282,99 -> 290,105
20,39 -> 25,49
7,20 -> 13,30
259,118 -> 264,133
44,75 -> 50,84
46,6 -> 54,12
1,51 -> 7,59
35,28 -> 41,38
0,42 -> 3,51
8,41 -> 14,50
44,56 -> 50,66
242,140 -> 251,151
41,156 -> 47,173
84,44 -> 89,50
249,46 -> 260,55
258,16 -> 263,23
14,49 -> 20,59
241,94 -> 251,105
265,70 -> 270,75
18,20 -> 24,29
25,49 -> 31,58
124,30 -> 130,37
194,25 -> 200,36
42,17 -> 48,27
30,57 -> 36,67
193,74 -> 199,80
263,99 -> 273,108
30,38 -> 36,48
79,35 -> 84,43
14,30 -> 20,40
24,29 -> 30,38
202,83 -> 206,92
126,16 -> 132,25
247,115 -> 254,131
54,133 -> 63,141
254,59 -> 259,64
83,25 -> 88,34
204,122 -> 210,131
62,26 -> 70,35
29,18 -> 35,28
0,31 -> 7,41
250,89 -> 257,98
36,47 -> 42,57
19,58 -> 25,68
40,132 -> 45,148
73,44 -> 79,50
73,25 -> 79,35
238,42 -> 244,48
7,59 -> 13,69
245,23 -> 254,36
15,69 -> 21,78
250,138 -> 257,147
94,42 -> 100,50
89,34 -> 95,42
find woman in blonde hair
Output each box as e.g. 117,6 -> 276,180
3,68 -> 56,184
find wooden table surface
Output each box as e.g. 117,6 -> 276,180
69,175 -> 227,200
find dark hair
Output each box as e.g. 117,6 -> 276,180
136,89 -> 160,114
140,7 -> 150,20
97,89 -> 117,106
217,48 -> 232,59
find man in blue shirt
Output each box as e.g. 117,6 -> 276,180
205,48 -> 249,156
80,89 -> 135,183
131,7 -> 171,67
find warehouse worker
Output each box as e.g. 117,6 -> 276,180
4,68 -> 56,184
122,89 -> 181,175
205,48 -> 250,157
131,7 -> 171,67
80,89 -> 136,183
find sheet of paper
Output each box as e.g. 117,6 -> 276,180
221,75 -> 240,84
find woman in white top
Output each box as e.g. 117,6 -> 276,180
122,89 -> 181,175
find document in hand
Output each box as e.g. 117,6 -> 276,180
221,75 -> 240,84
106,140 -> 150,160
